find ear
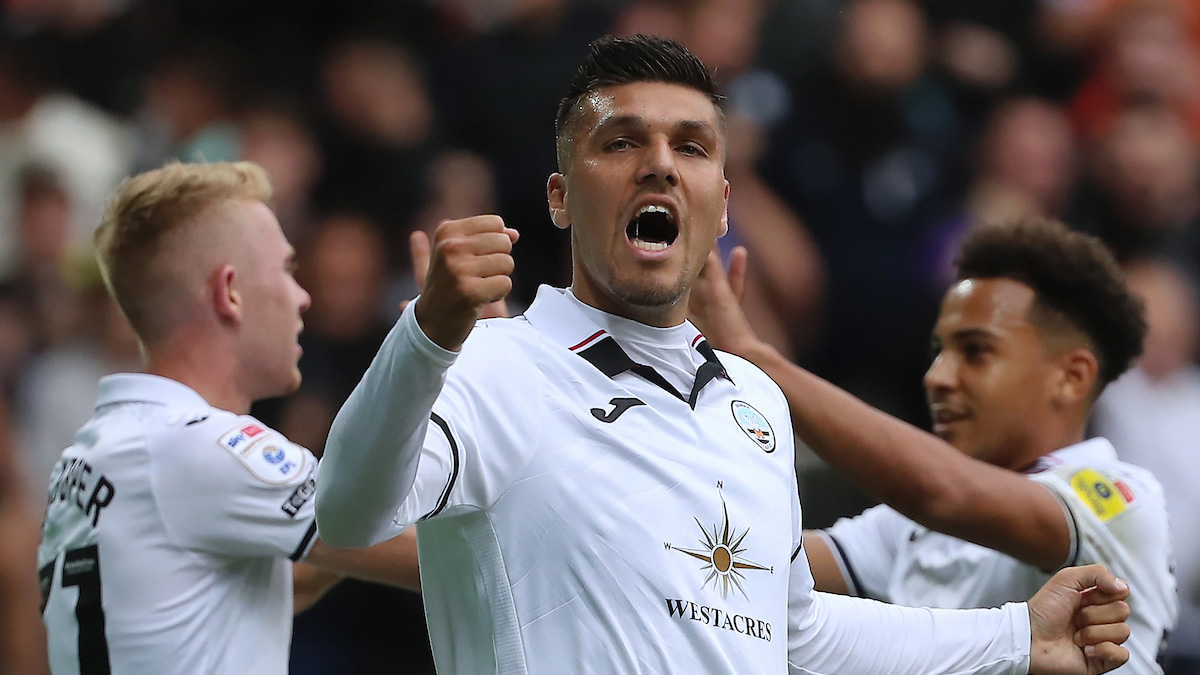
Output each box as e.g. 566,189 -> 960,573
1051,347 -> 1099,407
547,173 -> 571,230
719,180 -> 730,237
211,264 -> 243,325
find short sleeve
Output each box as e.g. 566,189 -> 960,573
822,505 -> 908,600
153,415 -> 319,561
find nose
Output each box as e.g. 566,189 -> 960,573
923,351 -> 957,396
636,138 -> 678,187
297,282 -> 312,314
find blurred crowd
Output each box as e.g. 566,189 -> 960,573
1,0 -> 1199,672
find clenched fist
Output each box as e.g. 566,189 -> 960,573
414,216 -> 519,352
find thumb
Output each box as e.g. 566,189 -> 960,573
728,245 -> 748,302
410,229 -> 432,292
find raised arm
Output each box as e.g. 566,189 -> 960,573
316,217 -> 517,547
690,248 -> 1072,570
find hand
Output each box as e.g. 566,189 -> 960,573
1027,565 -> 1131,675
688,245 -> 766,360
413,216 -> 518,351
405,229 -> 513,321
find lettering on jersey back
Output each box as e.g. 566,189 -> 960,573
282,469 -> 317,517
46,457 -> 115,527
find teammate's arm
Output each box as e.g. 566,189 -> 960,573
292,528 -> 422,612
787,561 -> 1130,674
304,528 -> 420,590
691,248 -> 1073,571
292,563 -> 343,613
317,217 -> 517,548
803,534 -> 850,594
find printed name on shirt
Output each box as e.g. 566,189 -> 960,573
282,469 -> 317,517
46,456 -> 115,527
1070,469 -> 1133,521
663,599 -> 772,642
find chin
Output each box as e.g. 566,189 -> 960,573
611,279 -> 687,309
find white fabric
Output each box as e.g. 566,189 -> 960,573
38,374 -> 318,675
319,285 -> 1031,675
1095,365 -> 1200,659
825,438 -> 1177,674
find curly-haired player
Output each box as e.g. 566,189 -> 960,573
692,217 -> 1175,674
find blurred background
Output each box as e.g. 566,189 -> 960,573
0,0 -> 1198,672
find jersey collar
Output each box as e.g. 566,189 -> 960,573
95,373 -> 211,411
1026,437 -> 1119,473
523,285 -> 732,407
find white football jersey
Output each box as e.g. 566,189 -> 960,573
823,438 -> 1177,674
320,287 -> 1033,675
38,374 -> 318,675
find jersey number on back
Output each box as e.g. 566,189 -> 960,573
40,545 -> 111,675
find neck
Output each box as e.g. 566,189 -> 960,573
144,333 -> 251,414
569,284 -> 687,329
1015,422 -> 1088,470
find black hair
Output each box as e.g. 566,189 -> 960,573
955,219 -> 1147,389
554,34 -> 721,169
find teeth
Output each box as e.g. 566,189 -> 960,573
638,204 -> 671,218
633,240 -> 669,251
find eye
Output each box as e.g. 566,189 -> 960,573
604,138 -> 633,152
961,341 -> 990,362
677,143 -> 706,157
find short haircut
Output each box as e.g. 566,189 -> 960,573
955,219 -> 1147,389
554,34 -> 722,171
95,161 -> 272,344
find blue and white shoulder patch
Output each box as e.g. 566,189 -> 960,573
216,420 -> 307,484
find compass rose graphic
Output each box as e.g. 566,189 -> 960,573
668,497 -> 771,599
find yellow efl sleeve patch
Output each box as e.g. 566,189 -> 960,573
1070,469 -> 1128,521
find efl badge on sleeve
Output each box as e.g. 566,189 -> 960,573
1070,469 -> 1129,521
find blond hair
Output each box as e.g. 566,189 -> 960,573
95,161 -> 273,345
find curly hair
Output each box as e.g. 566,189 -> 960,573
955,219 -> 1147,388
554,34 -> 722,171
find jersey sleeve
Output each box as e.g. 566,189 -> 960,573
819,505 -> 907,600
152,416 -> 319,561
390,342 -> 545,526
786,537 -> 1031,674
317,303 -> 543,547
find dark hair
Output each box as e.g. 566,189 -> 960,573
955,219 -> 1147,389
554,34 -> 721,169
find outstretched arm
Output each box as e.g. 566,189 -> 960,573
690,247 -> 1072,570
316,217 -> 517,548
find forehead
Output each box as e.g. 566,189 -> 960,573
577,81 -> 722,134
936,277 -> 1038,336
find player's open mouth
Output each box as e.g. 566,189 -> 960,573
626,204 -> 678,251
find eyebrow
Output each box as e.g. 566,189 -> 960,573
946,328 -> 996,343
592,115 -> 718,138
